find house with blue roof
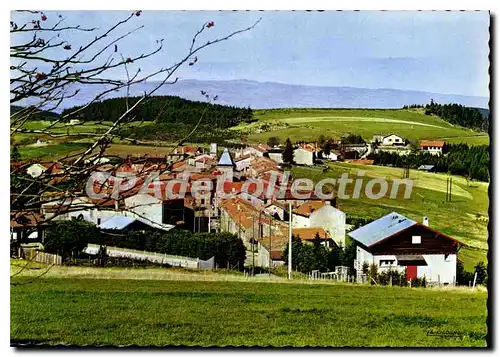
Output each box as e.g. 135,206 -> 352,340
349,212 -> 465,285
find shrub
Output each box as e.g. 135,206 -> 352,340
474,261 -> 488,285
44,219 -> 100,261
88,229 -> 246,270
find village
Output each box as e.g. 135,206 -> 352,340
11,133 -> 462,286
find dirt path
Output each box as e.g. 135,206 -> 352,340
282,116 -> 450,129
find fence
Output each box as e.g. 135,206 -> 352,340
23,249 -> 62,265
84,244 -> 215,270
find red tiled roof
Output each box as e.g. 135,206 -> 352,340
292,227 -> 329,240
294,201 -> 326,217
420,140 -> 445,148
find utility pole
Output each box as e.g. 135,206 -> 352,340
208,204 -> 211,233
269,215 -> 272,277
288,202 -> 292,280
449,177 -> 452,202
446,176 -> 449,202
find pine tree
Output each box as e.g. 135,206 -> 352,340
282,138 -> 295,164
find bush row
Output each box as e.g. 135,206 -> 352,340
44,220 -> 247,270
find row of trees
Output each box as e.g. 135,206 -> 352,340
403,100 -> 489,131
62,95 -> 253,126
281,236 -> 357,274
43,220 -> 247,269
424,101 -> 488,131
368,143 -> 490,182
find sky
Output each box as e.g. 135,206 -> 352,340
11,10 -> 490,97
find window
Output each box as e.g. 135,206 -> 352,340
380,259 -> 395,266
412,236 -> 421,244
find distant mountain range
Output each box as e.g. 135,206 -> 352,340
18,79 -> 489,111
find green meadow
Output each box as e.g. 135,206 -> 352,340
11,276 -> 487,347
237,108 -> 489,145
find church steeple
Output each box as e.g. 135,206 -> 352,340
217,148 -> 235,181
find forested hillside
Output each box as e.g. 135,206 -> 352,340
10,105 -> 60,120
404,101 -> 489,131
59,96 -> 254,142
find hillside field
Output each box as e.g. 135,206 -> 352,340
11,276 -> 487,347
292,162 -> 489,271
12,108 -> 489,160
236,108 -> 489,145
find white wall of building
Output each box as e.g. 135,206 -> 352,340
422,147 -> 443,155
125,194 -> 163,224
291,213 -> 310,228
293,148 -> 314,166
382,134 -> 404,146
356,246 -> 457,284
268,152 -> 283,164
327,152 -> 339,161
235,157 -> 252,171
243,147 -> 265,158
418,254 -> 457,284
309,205 -> 346,247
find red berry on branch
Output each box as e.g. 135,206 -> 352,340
135,10 -> 142,17
126,58 -> 133,63
41,14 -> 47,21
35,73 -> 47,80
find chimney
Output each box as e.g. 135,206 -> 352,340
423,216 -> 429,227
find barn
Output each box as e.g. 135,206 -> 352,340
349,212 -> 465,285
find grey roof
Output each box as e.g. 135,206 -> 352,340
348,212 -> 417,248
99,216 -> 174,232
217,148 -> 235,167
418,165 -> 435,170
99,216 -> 135,229
99,216 -> 136,230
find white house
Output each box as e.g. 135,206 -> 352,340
293,147 -> 315,166
324,150 -> 340,161
381,134 -> 405,146
420,140 -> 445,155
267,149 -> 284,164
292,201 -> 346,247
234,155 -> 253,172
242,145 -> 269,158
349,212 -> 465,285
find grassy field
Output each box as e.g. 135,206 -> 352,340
11,121 -> 159,160
237,108 -> 489,145
292,162 -> 489,271
11,276 -> 487,347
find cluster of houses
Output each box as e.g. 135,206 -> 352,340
11,137 -> 460,285
253,134 -> 445,166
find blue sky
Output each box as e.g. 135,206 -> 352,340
11,10 -> 490,97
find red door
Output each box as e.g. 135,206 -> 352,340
406,266 -> 417,281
